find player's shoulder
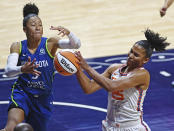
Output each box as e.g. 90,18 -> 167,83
138,67 -> 149,75
10,42 -> 21,53
107,63 -> 123,74
11,42 -> 20,47
47,36 -> 60,44
109,63 -> 123,70
133,67 -> 150,79
133,67 -> 150,90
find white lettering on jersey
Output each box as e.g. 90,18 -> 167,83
21,60 -> 49,68
35,60 -> 48,67
27,81 -> 45,89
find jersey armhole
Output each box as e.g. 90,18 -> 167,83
19,42 -> 22,55
45,39 -> 54,59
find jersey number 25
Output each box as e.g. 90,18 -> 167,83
112,90 -> 124,100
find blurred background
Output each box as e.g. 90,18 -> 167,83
0,0 -> 174,68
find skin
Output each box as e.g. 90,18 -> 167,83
4,16 -> 70,131
14,123 -> 33,131
160,0 -> 174,17
75,43 -> 150,94
10,16 -> 70,77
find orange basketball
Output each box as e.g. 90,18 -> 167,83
54,49 -> 80,76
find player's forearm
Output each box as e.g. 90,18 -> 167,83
85,66 -> 113,92
76,69 -> 94,94
4,53 -> 22,77
58,32 -> 81,49
5,66 -> 22,77
164,0 -> 174,8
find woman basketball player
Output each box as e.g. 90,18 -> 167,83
75,29 -> 170,131
1,3 -> 81,131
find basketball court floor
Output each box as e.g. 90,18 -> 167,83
0,0 -> 174,131
0,50 -> 174,131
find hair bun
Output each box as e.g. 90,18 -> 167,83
23,3 -> 39,17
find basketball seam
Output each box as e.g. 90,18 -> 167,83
57,54 -> 77,73
54,57 -> 71,75
60,52 -> 78,71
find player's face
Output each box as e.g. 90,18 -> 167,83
24,16 -> 43,41
127,44 -> 149,68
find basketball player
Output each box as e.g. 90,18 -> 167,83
14,123 -> 33,131
0,3 -> 81,131
75,29 -> 170,131
160,0 -> 174,17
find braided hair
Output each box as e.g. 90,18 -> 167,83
136,29 -> 170,58
23,3 -> 39,27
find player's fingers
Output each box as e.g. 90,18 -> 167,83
76,60 -> 81,65
74,51 -> 81,60
58,30 -> 64,35
30,58 -> 36,66
160,8 -> 166,17
28,56 -> 31,63
58,29 -> 66,37
61,34 -> 65,37
160,12 -> 165,17
57,26 -> 64,30
78,51 -> 83,59
33,70 -> 41,76
55,26 -> 64,31
35,64 -> 39,68
50,26 -> 60,31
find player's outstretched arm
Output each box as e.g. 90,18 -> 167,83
50,26 -> 81,49
47,26 -> 81,57
160,0 -> 174,17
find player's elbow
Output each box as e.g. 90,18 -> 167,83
4,66 -> 13,77
102,82 -> 115,92
105,87 -> 114,92
83,89 -> 93,95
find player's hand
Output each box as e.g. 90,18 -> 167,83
21,57 -> 41,76
50,26 -> 70,37
75,51 -> 89,70
160,7 -> 167,17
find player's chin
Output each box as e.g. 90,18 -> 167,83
34,34 -> 42,40
127,62 -> 132,67
127,60 -> 137,68
127,59 -> 133,66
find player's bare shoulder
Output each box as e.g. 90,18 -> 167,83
108,63 -> 123,74
139,67 -> 150,78
10,42 -> 20,53
132,67 -> 150,90
132,67 -> 150,78
103,63 -> 123,78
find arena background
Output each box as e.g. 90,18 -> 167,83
0,0 -> 174,131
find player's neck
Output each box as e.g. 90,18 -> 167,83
122,65 -> 136,74
27,38 -> 41,50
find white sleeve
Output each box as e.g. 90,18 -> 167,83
4,53 -> 22,77
58,32 -> 81,49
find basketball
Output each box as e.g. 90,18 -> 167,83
54,49 -> 80,76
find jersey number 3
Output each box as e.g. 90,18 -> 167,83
112,90 -> 124,100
